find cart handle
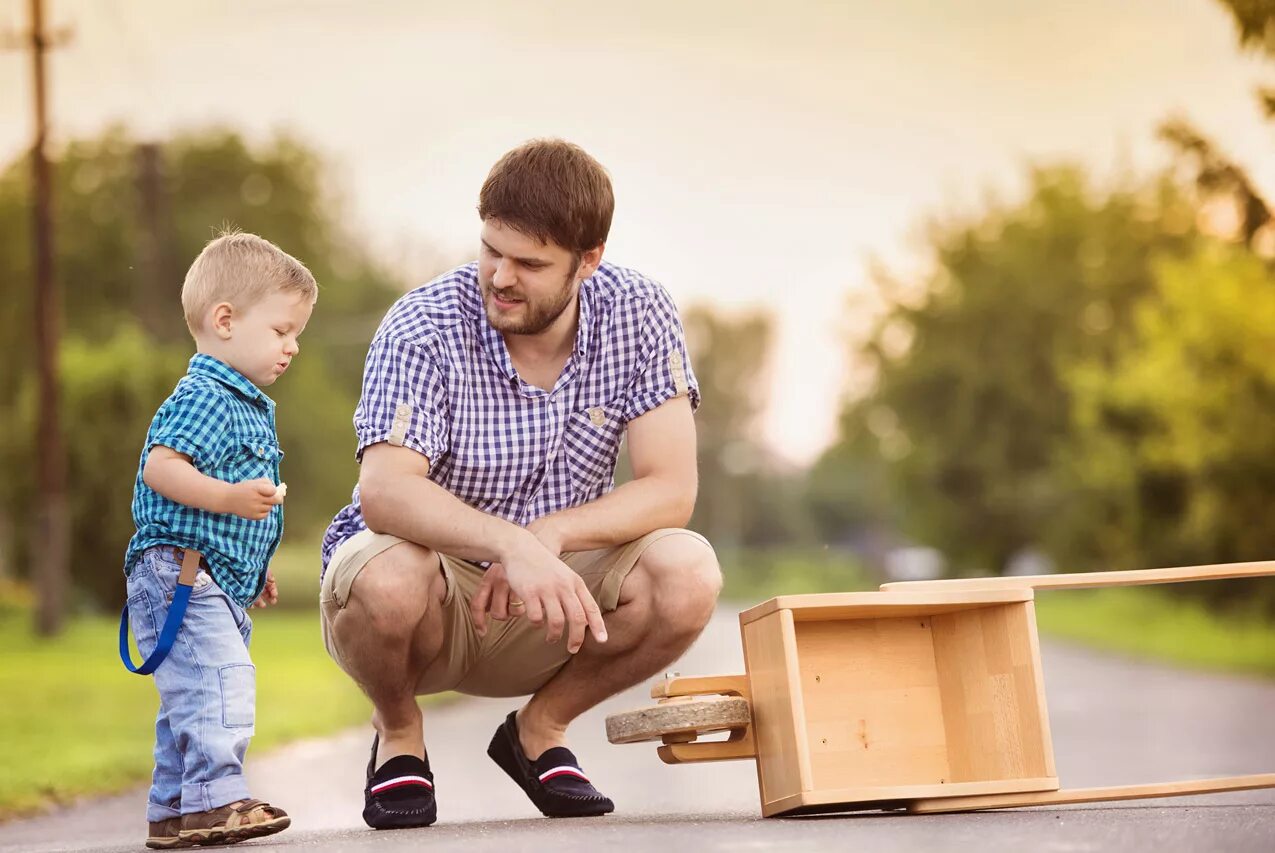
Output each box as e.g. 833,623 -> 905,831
880,559 -> 1275,592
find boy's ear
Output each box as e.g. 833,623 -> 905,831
211,302 -> 234,340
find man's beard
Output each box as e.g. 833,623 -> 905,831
483,268 -> 577,335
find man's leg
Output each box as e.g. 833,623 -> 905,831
515,532 -> 722,758
328,541 -> 448,765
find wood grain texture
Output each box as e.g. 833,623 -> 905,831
880,560 -> 1275,593
906,774 -> 1275,813
743,608 -> 813,811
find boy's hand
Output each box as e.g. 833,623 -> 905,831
223,478 -> 283,520
252,570 -> 279,608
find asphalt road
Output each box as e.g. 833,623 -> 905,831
5,609 -> 1274,852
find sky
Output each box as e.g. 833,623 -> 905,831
2,0 -> 1273,465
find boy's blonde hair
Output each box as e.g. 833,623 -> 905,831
181,231 -> 318,334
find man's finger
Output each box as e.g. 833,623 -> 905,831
541,596 -> 566,645
575,578 -> 608,643
471,577 -> 493,636
563,595 -> 587,654
523,593 -> 545,627
490,578 -> 511,621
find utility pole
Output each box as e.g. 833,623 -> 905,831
6,0 -> 73,635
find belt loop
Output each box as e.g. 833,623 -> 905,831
178,548 -> 202,587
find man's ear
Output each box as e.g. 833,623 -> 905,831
576,243 -> 605,282
211,302 -> 234,340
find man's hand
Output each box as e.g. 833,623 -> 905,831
252,570 -> 278,608
470,530 -> 607,655
221,478 -> 283,520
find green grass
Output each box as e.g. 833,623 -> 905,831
1033,585 -> 1275,676
0,606 -> 376,819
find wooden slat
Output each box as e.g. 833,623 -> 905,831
906,773 -> 1275,813
880,560 -> 1275,593
744,609 -> 812,811
739,589 -> 1032,626
931,602 -> 1053,784
657,726 -> 757,764
797,617 -> 951,790
650,673 -> 750,700
763,777 -> 1060,816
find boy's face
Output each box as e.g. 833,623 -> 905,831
218,290 -> 314,387
477,218 -> 601,336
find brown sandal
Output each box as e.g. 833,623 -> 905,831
178,798 -> 290,846
146,817 -> 192,849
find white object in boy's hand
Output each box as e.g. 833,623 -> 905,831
274,482 -> 287,501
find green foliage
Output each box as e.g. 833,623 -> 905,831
2,326 -> 187,609
0,127 -> 409,610
1060,245 -> 1275,604
814,168 -> 1200,573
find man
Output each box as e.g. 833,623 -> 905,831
319,138 -> 721,829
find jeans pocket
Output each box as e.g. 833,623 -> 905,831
126,589 -> 160,658
218,663 -> 256,729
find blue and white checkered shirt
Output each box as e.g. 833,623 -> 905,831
321,261 -> 699,574
124,353 -> 285,606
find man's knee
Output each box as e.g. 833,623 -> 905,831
340,542 -> 444,639
636,533 -> 721,627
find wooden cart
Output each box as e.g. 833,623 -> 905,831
605,561 -> 1275,817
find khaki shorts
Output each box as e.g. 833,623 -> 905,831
319,527 -> 709,698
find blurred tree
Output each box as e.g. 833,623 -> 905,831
682,306 -> 809,549
817,168 -> 1201,574
1215,0 -> 1275,117
1060,245 -> 1275,608
0,127 -> 411,611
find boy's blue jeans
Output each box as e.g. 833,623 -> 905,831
126,547 -> 255,823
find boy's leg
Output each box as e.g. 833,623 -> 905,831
144,556 -> 255,813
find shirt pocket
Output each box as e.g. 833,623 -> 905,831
232,433 -> 283,483
560,403 -> 626,496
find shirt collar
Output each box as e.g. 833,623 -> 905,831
188,353 -> 274,409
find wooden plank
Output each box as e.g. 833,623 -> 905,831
1021,600 -> 1057,778
796,617 -> 951,790
762,777 -> 1061,816
650,673 -> 750,700
743,609 -> 812,810
880,560 -> 1275,593
739,589 -> 1033,626
931,603 -> 1053,784
906,773 -> 1275,813
657,726 -> 757,764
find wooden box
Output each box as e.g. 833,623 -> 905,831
739,589 -> 1058,816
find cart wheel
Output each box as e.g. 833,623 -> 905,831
605,695 -> 751,745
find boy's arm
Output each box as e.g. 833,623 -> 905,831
144,445 -> 280,520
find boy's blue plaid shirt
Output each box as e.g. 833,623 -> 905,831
124,353 -> 284,607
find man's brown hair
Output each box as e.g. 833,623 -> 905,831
478,139 -> 614,253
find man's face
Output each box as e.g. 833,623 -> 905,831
477,219 -> 582,336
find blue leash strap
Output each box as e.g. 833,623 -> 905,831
119,548 -> 202,675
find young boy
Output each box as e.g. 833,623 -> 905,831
122,231 -> 316,848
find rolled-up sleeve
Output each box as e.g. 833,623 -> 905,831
622,287 -> 700,423
148,388 -> 234,471
353,333 -> 450,464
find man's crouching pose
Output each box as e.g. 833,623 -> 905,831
319,138 -> 721,828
